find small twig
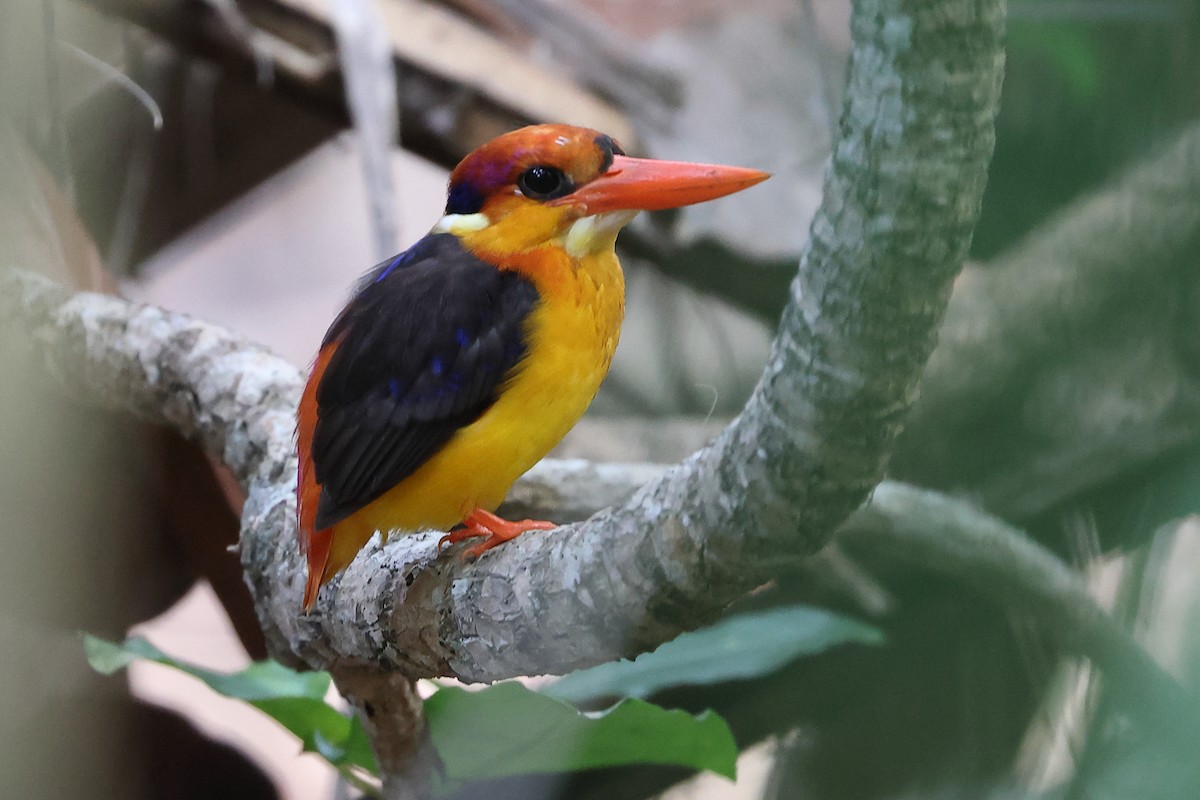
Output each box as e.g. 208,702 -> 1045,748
41,0 -> 75,203
58,41 -> 163,131
330,0 -> 400,259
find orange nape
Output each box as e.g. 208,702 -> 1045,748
296,123 -> 768,611
437,509 -> 556,561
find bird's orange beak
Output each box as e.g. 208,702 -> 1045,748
554,154 -> 770,215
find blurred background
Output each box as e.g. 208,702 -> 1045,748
2,0 -> 1200,798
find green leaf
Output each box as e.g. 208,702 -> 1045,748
426,683 -> 737,783
82,634 -> 376,773
84,633 -> 153,675
248,697 -> 374,771
544,605 -> 882,704
338,715 -> 379,773
85,633 -> 331,700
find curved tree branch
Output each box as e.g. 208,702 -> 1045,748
6,277 -> 1193,741
5,0 -> 1005,683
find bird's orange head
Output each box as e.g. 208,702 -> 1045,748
435,124 -> 769,260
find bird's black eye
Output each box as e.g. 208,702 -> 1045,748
517,165 -> 570,200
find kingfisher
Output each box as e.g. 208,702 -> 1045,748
297,124 -> 767,610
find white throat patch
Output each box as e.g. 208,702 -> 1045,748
565,211 -> 640,258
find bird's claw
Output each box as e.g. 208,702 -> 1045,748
437,511 -> 555,561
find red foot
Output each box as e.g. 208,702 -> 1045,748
437,508 -> 555,560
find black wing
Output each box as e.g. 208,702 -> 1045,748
311,233 -> 539,529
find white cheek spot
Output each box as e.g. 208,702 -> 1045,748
565,211 -> 640,258
432,212 -> 491,235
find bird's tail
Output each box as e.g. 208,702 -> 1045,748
298,427 -> 332,612
297,341 -> 372,611
298,346 -> 334,612
301,530 -> 332,612
303,519 -> 378,611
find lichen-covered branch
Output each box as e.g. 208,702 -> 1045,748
11,244 -> 1155,679
2,270 -> 299,488
7,272 -> 1190,734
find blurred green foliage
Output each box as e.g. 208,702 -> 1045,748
545,605 -> 882,704
84,605 -> 880,795
85,635 -> 378,777
974,2 -> 1200,258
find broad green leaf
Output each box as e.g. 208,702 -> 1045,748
202,659 -> 332,702
249,697 -> 375,772
426,682 -> 737,783
83,635 -> 375,773
343,715 -> 377,770
544,605 -> 882,704
84,633 -> 154,675
85,634 -> 331,700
